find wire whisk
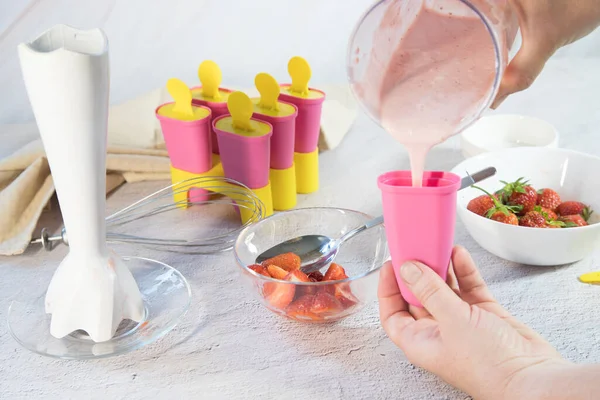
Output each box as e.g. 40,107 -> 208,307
31,176 -> 266,254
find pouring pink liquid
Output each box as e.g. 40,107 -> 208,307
353,0 -> 517,186
348,0 -> 518,306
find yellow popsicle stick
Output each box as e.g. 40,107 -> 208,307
255,72 -> 280,111
166,78 -> 194,118
227,91 -> 253,131
198,60 -> 222,100
578,271 -> 600,285
288,56 -> 311,96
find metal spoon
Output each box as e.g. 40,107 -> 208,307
256,167 -> 496,273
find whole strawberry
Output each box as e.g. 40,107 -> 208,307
490,211 -> 518,225
472,186 -> 521,225
501,178 -> 537,215
559,214 -> 588,227
537,188 -> 561,211
556,201 -> 593,221
467,194 -> 497,216
534,205 -> 558,221
519,211 -> 548,228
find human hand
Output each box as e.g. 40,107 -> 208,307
492,0 -> 600,108
378,246 -> 570,400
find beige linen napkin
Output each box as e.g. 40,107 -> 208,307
0,83 -> 356,256
0,140 -> 171,255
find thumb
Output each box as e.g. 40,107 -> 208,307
491,42 -> 553,109
400,261 -> 469,324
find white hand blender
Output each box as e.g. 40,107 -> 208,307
9,25 -> 191,358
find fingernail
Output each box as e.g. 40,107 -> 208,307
491,94 -> 507,110
400,262 -> 422,284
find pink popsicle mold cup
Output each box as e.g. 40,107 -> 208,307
278,84 -> 325,154
155,103 -> 213,174
191,86 -> 233,155
212,115 -> 273,189
378,171 -> 461,308
252,101 -> 298,170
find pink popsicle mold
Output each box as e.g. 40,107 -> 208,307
278,84 -> 325,154
191,86 -> 233,155
212,115 -> 273,189
252,100 -> 298,170
378,170 -> 461,308
155,103 -> 213,174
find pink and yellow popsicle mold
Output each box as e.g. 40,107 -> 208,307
278,57 -> 325,194
156,79 -> 269,224
251,72 -> 298,211
156,78 -> 214,202
156,57 -> 325,222
213,91 -> 274,216
190,61 -> 233,155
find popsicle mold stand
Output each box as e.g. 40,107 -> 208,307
156,58 -> 326,218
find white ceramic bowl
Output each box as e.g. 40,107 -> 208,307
451,148 -> 600,266
460,114 -> 559,159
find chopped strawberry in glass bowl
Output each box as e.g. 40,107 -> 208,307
234,207 -> 388,323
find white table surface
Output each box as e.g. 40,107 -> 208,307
1,57 -> 600,399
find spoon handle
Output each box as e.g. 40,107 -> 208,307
459,166 -> 497,190
339,215 -> 384,244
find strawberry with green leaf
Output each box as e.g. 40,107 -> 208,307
500,177 -> 538,215
533,205 -> 558,222
556,201 -> 594,222
523,206 -> 565,228
559,214 -> 588,227
520,211 -> 548,228
467,193 -> 498,216
472,186 -> 521,225
536,188 -> 561,211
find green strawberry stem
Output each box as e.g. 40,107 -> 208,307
582,206 -> 594,222
472,185 -> 522,218
500,177 -> 530,196
548,220 -> 566,228
532,205 -> 569,228
533,206 -> 551,221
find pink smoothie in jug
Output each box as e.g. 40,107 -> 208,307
356,0 -> 515,186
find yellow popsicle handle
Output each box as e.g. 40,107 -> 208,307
198,60 -> 222,100
255,72 -> 280,111
288,56 -> 311,96
166,78 -> 194,118
227,91 -> 253,131
578,271 -> 600,284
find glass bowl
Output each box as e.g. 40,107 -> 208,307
234,207 -> 388,323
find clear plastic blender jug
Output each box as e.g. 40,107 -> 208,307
347,0 -> 519,138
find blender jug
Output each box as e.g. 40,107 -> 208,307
347,0 -> 519,138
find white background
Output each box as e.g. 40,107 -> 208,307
1,0 -> 600,126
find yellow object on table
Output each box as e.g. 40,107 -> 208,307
578,271 -> 600,285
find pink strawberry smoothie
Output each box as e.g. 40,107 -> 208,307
361,1 -> 499,186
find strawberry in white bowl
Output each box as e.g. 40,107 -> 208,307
452,147 -> 600,266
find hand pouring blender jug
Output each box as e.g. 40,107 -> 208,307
348,0 -> 518,307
